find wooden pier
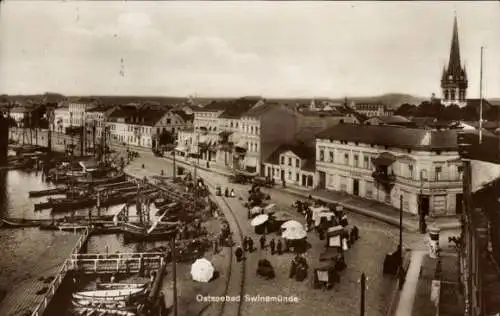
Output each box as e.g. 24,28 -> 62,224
30,249 -> 167,316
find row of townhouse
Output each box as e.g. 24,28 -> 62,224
51,101 -> 193,147
176,99 -> 357,176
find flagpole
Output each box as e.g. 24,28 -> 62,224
479,46 -> 484,144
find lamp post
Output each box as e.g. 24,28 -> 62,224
360,272 -> 366,316
399,194 -> 404,289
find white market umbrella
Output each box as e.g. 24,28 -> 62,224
282,227 -> 307,240
264,204 -> 276,211
251,214 -> 269,226
250,206 -> 262,215
191,258 -> 215,283
281,220 -> 304,230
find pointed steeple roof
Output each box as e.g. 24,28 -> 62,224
447,14 -> 462,77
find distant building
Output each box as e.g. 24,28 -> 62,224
53,106 -> 70,134
364,115 -> 416,127
352,102 -> 392,117
315,123 -> 464,215
9,107 -> 30,126
85,107 -> 115,140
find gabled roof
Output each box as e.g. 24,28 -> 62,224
108,106 -> 167,126
172,110 -> 194,122
316,123 -> 461,151
243,102 -> 280,117
265,143 -> 315,164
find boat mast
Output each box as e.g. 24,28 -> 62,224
479,46 -> 484,144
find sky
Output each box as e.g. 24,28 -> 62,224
1,1 -> 499,98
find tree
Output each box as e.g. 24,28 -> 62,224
439,104 -> 462,122
158,130 -> 175,145
394,103 -> 417,117
416,100 -> 443,118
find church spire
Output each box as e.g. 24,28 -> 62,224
448,14 -> 462,77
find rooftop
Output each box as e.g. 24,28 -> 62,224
108,106 -> 168,126
265,143 -> 315,165
316,123 -> 463,151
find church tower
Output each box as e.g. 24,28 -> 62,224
441,15 -> 468,108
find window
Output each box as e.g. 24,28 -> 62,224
408,165 -> 414,179
365,181 -> 373,198
296,158 -> 300,168
363,156 -> 369,169
457,165 -> 464,180
251,126 -> 254,134
166,118 -> 171,124
296,172 -> 299,182
344,153 -> 349,165
319,150 -> 324,161
255,127 -> 259,135
435,166 -> 442,181
288,157 -> 292,166
288,171 -> 292,180
329,151 -> 334,163
353,154 -> 359,167
450,90 -> 456,100
281,156 -> 285,165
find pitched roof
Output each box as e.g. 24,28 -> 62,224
265,143 -> 315,164
316,123 -> 461,151
172,110 -> 194,122
108,106 -> 167,126
243,102 -> 280,117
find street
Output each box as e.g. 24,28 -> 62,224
126,151 -> 410,316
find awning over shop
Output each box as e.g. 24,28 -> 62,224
235,140 -> 248,150
219,131 -> 233,138
175,145 -> 187,152
372,152 -> 397,166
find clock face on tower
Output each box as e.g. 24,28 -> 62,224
448,75 -> 453,80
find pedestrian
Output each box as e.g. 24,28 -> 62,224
243,236 -> 248,251
259,234 -> 266,250
277,239 -> 282,255
213,239 -> 219,254
230,189 -> 235,198
235,246 -> 244,262
248,237 -> 254,252
270,238 -> 276,255
225,188 -> 229,197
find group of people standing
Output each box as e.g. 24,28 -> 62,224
235,234 -> 291,262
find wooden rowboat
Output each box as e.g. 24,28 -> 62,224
73,287 -> 146,302
96,283 -> 147,290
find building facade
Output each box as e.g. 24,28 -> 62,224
441,15 -> 468,108
457,132 -> 500,316
315,124 -> 463,215
53,106 -> 70,134
263,144 -> 316,188
352,103 -> 392,117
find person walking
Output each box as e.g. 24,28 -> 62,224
270,238 -> 276,255
259,234 -> 266,250
235,246 -> 244,262
277,239 -> 283,255
243,236 -> 249,252
248,237 -> 254,253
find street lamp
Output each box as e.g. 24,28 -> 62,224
399,194 -> 404,289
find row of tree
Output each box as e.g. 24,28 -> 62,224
394,100 -> 498,121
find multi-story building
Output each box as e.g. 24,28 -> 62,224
85,107 -> 115,143
352,102 -> 392,117
68,101 -> 96,126
263,143 -> 316,188
53,106 -> 70,134
457,131 -> 500,316
107,106 -> 163,148
9,107 -> 30,126
235,102 -> 297,175
315,123 -> 464,216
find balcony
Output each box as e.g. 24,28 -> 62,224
372,169 -> 396,191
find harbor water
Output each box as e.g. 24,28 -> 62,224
0,169 -> 171,311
